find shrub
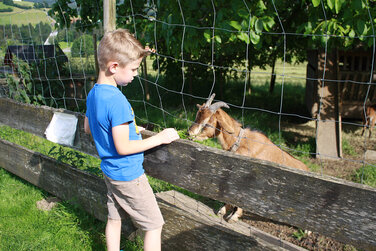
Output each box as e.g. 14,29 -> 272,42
71,34 -> 94,58
0,7 -> 13,12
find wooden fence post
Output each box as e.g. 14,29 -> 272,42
103,0 -> 116,33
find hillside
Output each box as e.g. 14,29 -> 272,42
0,1 -> 52,26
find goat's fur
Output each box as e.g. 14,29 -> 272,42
188,94 -> 309,222
362,104 -> 376,138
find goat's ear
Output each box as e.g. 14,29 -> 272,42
218,121 -> 235,134
196,104 -> 201,109
217,114 -> 235,134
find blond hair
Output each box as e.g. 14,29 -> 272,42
97,29 -> 149,70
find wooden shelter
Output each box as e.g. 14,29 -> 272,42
3,45 -> 68,71
306,49 -> 376,120
306,49 -> 375,159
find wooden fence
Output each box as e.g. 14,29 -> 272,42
0,97 -> 375,250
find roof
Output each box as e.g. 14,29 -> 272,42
4,45 -> 68,66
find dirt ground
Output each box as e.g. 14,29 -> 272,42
238,120 -> 375,251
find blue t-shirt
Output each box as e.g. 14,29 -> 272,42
86,84 -> 144,181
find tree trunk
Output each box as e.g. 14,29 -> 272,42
247,52 -> 252,95
269,57 -> 276,93
142,57 -> 150,101
93,33 -> 99,76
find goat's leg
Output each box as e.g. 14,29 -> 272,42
362,118 -> 369,137
225,206 -> 243,223
370,117 -> 375,138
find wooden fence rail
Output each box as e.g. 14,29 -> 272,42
0,97 -> 375,250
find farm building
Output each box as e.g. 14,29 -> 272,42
306,48 -> 376,120
306,48 -> 376,159
3,44 -> 68,70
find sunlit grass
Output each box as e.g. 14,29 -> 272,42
0,7 -> 50,26
0,168 -> 107,250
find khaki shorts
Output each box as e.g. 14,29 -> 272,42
103,173 -> 164,231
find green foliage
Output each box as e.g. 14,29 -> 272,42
71,34 -> 94,57
352,165 -> 376,187
2,0 -> 31,10
34,1 -> 49,9
305,0 -> 376,48
0,125 -> 101,177
48,145 -> 102,177
0,22 -> 52,49
6,57 -> 46,105
0,6 -> 12,12
3,0 -> 14,6
56,28 -> 81,43
292,229 -> 307,241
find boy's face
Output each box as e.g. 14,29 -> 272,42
114,58 -> 142,86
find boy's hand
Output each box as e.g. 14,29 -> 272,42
145,46 -> 156,54
158,128 -> 180,144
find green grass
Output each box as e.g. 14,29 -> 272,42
14,1 -> 35,8
0,168 -> 106,250
58,41 -> 72,50
0,167 -> 144,250
0,6 -> 50,25
0,2 -> 12,10
352,165 -> 376,187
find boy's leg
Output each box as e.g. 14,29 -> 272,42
144,226 -> 162,251
106,218 -> 122,251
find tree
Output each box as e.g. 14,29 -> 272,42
48,0 -> 376,98
71,34 -> 94,57
3,0 -> 14,6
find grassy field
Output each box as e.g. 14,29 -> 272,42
0,3 -> 51,26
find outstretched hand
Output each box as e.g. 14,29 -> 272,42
145,46 -> 156,54
158,128 -> 180,144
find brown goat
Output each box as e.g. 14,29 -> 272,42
362,104 -> 376,138
188,94 -> 309,222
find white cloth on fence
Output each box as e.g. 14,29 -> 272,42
45,112 -> 78,147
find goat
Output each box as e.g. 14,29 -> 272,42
188,93 -> 309,222
361,104 -> 376,138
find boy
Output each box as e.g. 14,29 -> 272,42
84,28 -> 179,251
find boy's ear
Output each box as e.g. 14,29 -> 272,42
108,62 -> 119,74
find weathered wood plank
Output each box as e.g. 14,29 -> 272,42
157,190 -> 305,251
0,138 -> 108,222
0,97 -> 375,250
142,133 -> 376,250
0,139 -> 299,251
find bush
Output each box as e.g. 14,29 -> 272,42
0,7 -> 13,12
71,34 -> 94,58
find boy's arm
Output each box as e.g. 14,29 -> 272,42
112,123 -> 179,155
84,116 -> 91,135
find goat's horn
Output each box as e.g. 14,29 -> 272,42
205,93 -> 216,107
209,101 -> 229,113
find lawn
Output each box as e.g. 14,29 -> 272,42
0,167 -> 145,250
0,4 -> 51,26
0,167 -> 107,250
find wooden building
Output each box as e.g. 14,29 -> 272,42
4,45 -> 68,71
